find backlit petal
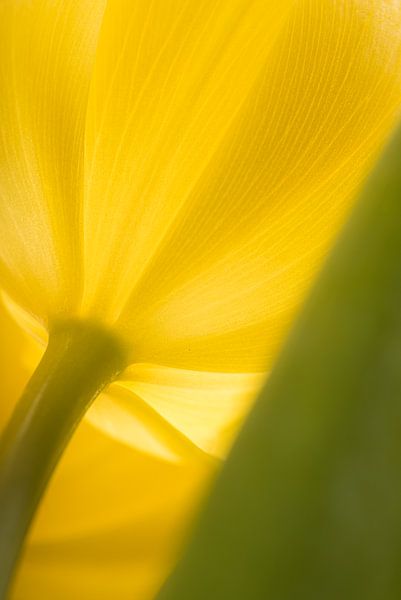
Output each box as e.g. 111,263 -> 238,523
0,0 -> 106,319
116,0 -> 401,372
82,0 -> 295,320
89,365 -> 264,458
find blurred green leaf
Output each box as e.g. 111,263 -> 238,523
157,123 -> 401,600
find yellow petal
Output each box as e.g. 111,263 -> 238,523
87,386 -> 215,464
27,423 -> 206,542
0,0 -> 106,320
100,365 -> 265,458
81,0 -> 295,320
17,423 -> 212,600
115,0 -> 401,372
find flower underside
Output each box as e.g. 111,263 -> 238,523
1,0 -> 401,461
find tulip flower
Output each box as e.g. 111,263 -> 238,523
1,0 -> 401,597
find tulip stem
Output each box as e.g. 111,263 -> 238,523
0,319 -> 128,599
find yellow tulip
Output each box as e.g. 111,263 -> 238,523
1,0 -> 401,597
2,0 -> 401,457
0,302 -> 213,600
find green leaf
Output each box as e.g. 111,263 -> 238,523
157,123 -> 401,600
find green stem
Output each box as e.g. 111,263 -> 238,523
0,319 -> 128,599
